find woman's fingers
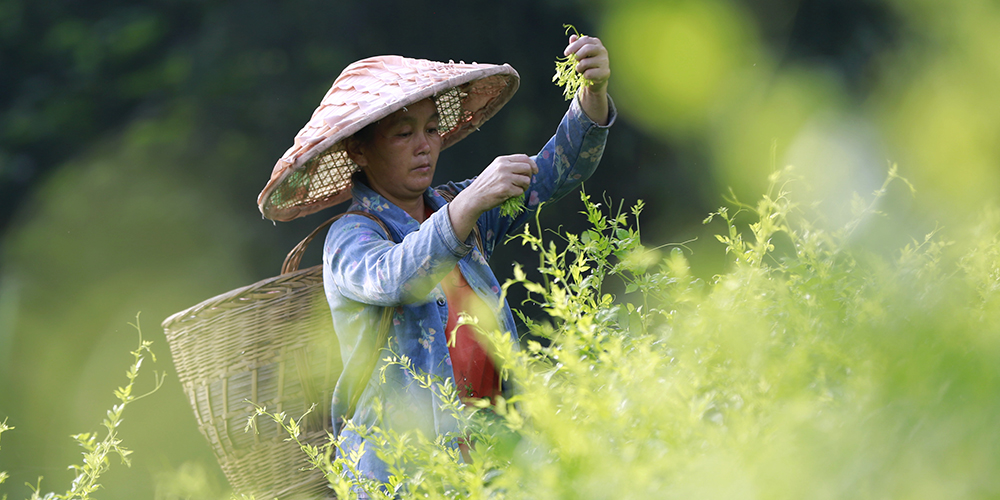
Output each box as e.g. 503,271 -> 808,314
565,35 -> 604,57
499,154 -> 538,178
502,156 -> 536,191
564,34 -> 592,56
567,37 -> 610,86
450,155 -> 535,234
563,35 -> 610,90
468,154 -> 538,211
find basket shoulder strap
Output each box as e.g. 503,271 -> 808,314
435,189 -> 485,257
281,211 -> 392,274
279,210 -> 396,433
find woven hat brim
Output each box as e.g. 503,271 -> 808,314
257,57 -> 519,222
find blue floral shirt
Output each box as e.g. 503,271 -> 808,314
323,95 -> 615,483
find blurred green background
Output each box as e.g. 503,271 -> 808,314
1,0 -> 998,498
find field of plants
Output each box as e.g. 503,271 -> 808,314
300,170 -> 1000,499
5,166 -> 998,499
4,0 -> 1000,498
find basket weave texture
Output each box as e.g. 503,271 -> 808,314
163,265 -> 337,499
162,212 -> 391,499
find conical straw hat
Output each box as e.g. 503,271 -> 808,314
257,55 -> 520,221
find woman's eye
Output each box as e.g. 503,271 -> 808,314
427,127 -> 439,134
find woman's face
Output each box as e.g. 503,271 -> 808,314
348,98 -> 442,205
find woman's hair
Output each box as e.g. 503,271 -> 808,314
353,120 -> 380,146
345,120 -> 380,180
351,169 -> 369,186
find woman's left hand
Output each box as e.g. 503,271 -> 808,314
565,34 -> 611,125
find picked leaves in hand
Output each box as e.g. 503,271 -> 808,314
500,193 -> 526,218
553,24 -> 592,100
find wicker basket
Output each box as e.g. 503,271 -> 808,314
162,212 -> 389,499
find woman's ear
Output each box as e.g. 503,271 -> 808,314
345,137 -> 368,167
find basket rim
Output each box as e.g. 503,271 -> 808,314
161,264 -> 323,330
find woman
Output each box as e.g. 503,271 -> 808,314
258,34 -> 613,487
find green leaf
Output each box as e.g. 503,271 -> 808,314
552,25 -> 593,100
500,193 -> 526,218
513,264 -> 526,281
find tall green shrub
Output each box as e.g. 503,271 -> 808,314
254,167 -> 1000,499
0,317 -> 164,500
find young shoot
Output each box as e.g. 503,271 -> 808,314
0,314 -> 164,500
0,418 -> 10,488
553,24 -> 592,101
500,193 -> 526,218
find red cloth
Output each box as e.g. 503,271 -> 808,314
423,204 -> 500,402
442,266 -> 501,401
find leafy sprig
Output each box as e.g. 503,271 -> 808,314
553,24 -> 592,101
0,419 -> 11,496
500,193 -> 526,218
2,314 -> 164,500
59,315 -> 165,500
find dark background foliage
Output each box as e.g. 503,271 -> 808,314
4,0 -> 994,497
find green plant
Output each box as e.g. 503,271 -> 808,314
552,24 -> 592,101
0,420 -> 11,500
0,315 -> 165,500
499,193 -> 525,219
267,167 -> 1000,498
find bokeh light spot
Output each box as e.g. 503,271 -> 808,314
605,0 -> 757,136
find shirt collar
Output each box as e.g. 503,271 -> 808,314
349,181 -> 447,241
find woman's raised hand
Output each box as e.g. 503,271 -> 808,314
565,34 -> 611,125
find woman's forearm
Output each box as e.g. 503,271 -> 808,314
578,84 -> 609,126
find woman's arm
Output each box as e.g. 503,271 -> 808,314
324,208 -> 470,306
447,34 -> 614,254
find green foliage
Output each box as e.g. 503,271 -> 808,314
244,403 -> 347,500
552,24 -> 592,101
0,316 -> 164,500
10,168 -> 1000,499
266,168 -> 1000,498
0,419 -> 11,498
499,193 -> 525,219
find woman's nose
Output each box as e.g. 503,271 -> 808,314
415,132 -> 431,155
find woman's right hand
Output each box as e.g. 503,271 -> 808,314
448,154 -> 538,241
